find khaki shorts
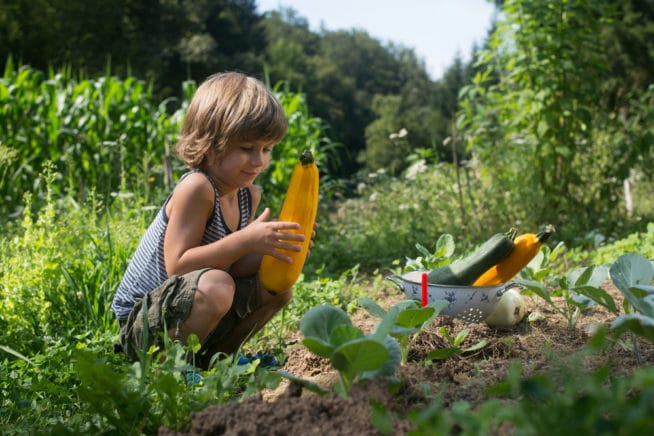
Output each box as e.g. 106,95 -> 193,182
118,268 -> 262,368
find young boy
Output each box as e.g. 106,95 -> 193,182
111,72 -> 308,369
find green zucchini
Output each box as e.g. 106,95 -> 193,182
427,230 -> 516,286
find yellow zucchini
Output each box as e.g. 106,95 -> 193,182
259,150 -> 319,293
473,225 -> 555,286
427,229 -> 516,286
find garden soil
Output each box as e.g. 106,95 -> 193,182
160,281 -> 654,435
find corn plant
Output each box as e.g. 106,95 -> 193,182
1,62 -> 332,226
0,61 -> 186,218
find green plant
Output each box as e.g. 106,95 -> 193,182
567,222 -> 654,268
247,265 -> 373,354
518,242 -> 615,329
69,332 -> 281,434
405,233 -> 456,271
484,330 -> 654,434
610,253 -> 654,343
406,393 -> 504,435
407,328 -> 654,434
0,64 -> 184,218
0,331 -> 123,433
299,304 -> 402,397
456,0 -> 643,244
427,327 -> 489,361
0,63 -> 333,227
0,166 -> 147,354
357,298 -> 448,364
309,164 -> 499,276
521,264 -> 614,329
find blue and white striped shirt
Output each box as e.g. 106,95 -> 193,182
111,170 -> 252,320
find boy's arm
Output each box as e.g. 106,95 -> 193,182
164,177 -> 302,276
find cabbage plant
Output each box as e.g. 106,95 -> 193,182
610,253 -> 654,343
299,304 -> 402,397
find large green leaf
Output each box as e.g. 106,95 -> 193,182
573,285 -> 618,314
610,253 -> 654,295
518,279 -> 554,305
299,304 -> 352,343
611,314 -> 654,343
396,307 -> 435,329
396,299 -> 448,327
630,285 -> 654,299
360,336 -> 402,380
435,233 -> 455,258
330,324 -> 365,349
610,254 -> 654,316
357,297 -> 388,318
627,290 -> 654,318
369,303 -> 402,341
365,298 -> 448,342
569,265 -> 609,288
331,338 -> 389,379
301,337 -> 333,359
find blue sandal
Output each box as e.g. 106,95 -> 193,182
235,352 -> 279,368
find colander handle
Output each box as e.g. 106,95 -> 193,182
496,281 -> 523,297
385,274 -> 405,291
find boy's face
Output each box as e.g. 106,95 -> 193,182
212,140 -> 275,188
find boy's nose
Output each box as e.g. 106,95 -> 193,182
251,151 -> 265,166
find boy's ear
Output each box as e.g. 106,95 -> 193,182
205,149 -> 218,166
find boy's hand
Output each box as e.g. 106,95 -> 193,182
246,208 -> 305,263
307,223 -> 317,257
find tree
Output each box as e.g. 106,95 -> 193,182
0,0 -> 267,99
458,0 -> 653,241
431,55 -> 476,162
262,8 -> 320,88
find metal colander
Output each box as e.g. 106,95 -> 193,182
386,271 -> 521,324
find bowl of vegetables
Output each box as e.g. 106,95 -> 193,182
386,271 -> 522,323
387,226 -> 555,324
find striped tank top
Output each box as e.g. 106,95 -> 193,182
111,170 -> 252,320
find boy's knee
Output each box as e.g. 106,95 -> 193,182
196,269 -> 236,319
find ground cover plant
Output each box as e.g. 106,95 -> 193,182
2,185 -> 653,434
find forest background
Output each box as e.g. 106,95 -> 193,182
1,0 -> 653,281
1,0 -> 654,433
2,0 -> 653,242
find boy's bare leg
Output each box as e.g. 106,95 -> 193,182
217,290 -> 293,355
167,269 -> 235,344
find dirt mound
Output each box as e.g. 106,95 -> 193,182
160,282 -> 654,435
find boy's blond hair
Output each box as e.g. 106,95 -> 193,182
175,72 -> 288,169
